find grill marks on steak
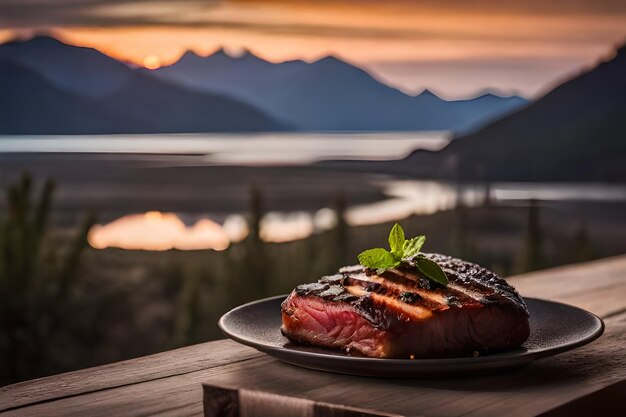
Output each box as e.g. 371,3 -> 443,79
281,253 -> 530,358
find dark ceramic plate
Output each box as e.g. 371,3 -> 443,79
218,295 -> 604,377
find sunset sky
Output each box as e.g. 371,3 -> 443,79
1,0 -> 625,98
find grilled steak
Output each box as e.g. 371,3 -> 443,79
281,253 -> 530,358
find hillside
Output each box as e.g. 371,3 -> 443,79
0,60 -> 145,134
0,36 -> 133,98
97,71 -> 290,133
402,45 -> 626,181
155,49 -> 527,132
0,37 -> 286,133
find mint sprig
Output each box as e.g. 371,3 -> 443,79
357,223 -> 448,286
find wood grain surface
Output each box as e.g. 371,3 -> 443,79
1,256 -> 625,417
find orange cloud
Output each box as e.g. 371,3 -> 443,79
2,0 -> 624,97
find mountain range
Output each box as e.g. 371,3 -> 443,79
398,44 -> 626,182
0,36 -> 286,134
0,35 -> 527,134
0,35 -> 623,180
154,49 -> 527,132
0,59 -> 147,135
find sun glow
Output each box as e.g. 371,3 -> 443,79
86,209 -> 340,250
2,0 -> 624,97
88,212 -> 231,251
143,55 -> 161,70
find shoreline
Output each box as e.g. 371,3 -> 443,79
0,152 -> 391,225
2,152 -> 626,227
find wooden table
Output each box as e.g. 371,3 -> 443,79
1,256 -> 625,416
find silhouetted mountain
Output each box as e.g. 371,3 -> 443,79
443,93 -> 528,131
0,35 -> 132,98
403,45 -> 626,181
97,70 -> 289,133
0,36 -> 287,133
0,59 -> 146,134
155,50 -> 527,132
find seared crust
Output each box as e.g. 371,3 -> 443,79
281,253 -> 530,358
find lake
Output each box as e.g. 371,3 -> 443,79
0,132 -> 450,164
2,133 -> 625,250
87,179 -> 626,250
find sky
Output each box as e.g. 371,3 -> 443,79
1,0 -> 625,98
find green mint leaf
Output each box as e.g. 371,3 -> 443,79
402,235 -> 426,259
357,224 -> 448,286
358,248 -> 396,269
415,256 -> 449,286
376,260 -> 401,275
388,223 -> 405,258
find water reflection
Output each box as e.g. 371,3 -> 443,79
491,183 -> 626,201
260,212 -> 313,243
88,181 -> 626,250
88,209 -> 338,249
347,181 -> 458,225
88,211 -> 230,251
260,209 -> 338,242
0,132 -> 449,164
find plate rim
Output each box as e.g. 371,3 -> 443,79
218,294 -> 605,366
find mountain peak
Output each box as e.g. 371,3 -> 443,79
203,47 -> 269,64
209,47 -> 228,58
183,49 -> 200,57
179,49 -> 202,61
29,34 -> 63,43
464,91 -> 528,105
473,90 -> 521,99
236,48 -> 268,63
470,92 -> 504,101
314,55 -> 345,65
417,89 -> 441,99
2,33 -> 65,48
240,48 -> 254,58
205,47 -> 247,60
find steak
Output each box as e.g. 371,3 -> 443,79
281,253 -> 530,358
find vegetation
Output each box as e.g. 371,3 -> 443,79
0,175 -> 621,386
0,174 -> 95,384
